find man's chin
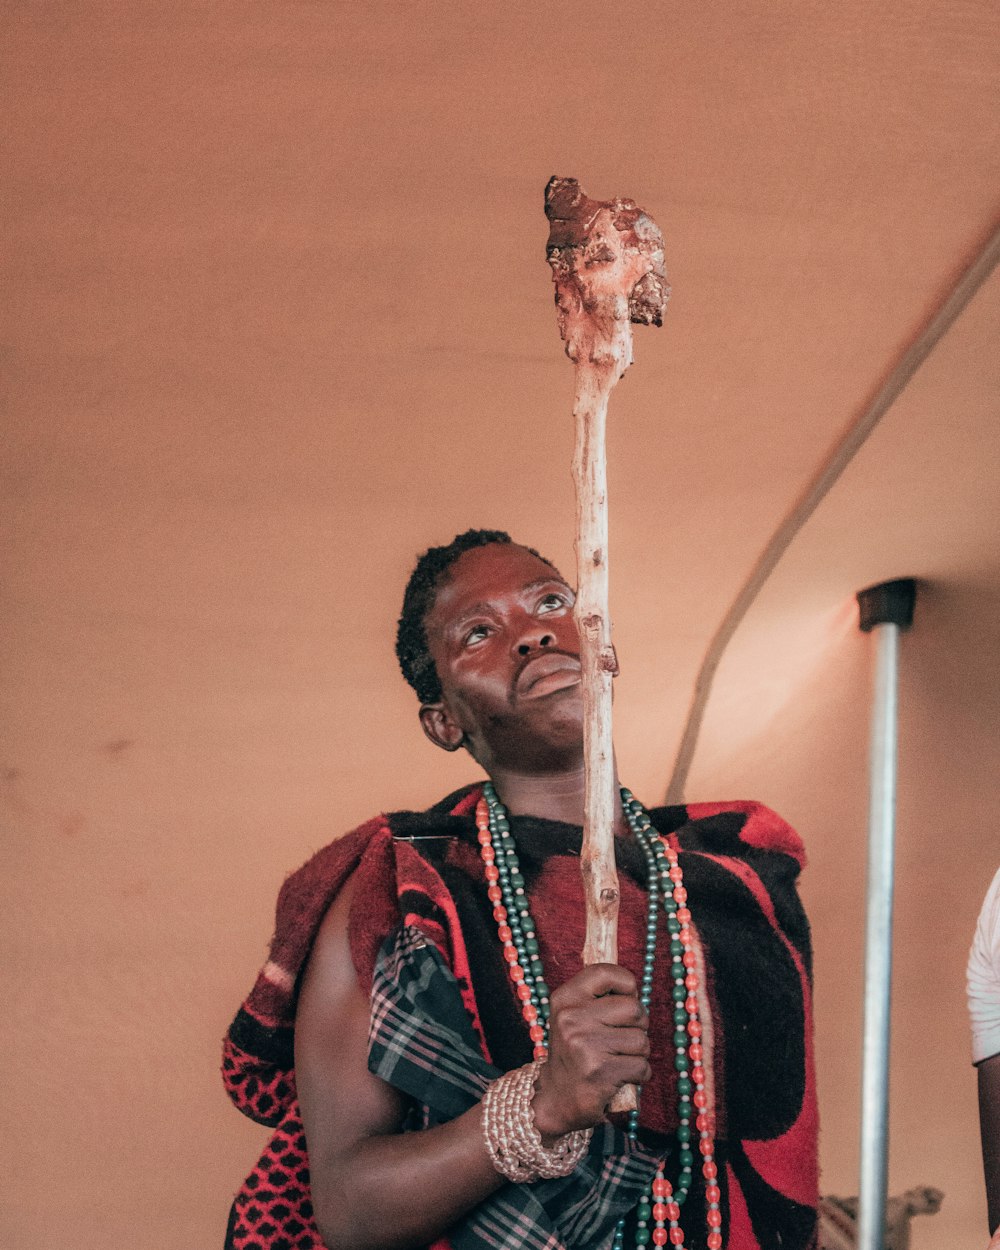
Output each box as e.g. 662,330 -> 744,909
526,707 -> 586,763
489,722 -> 585,776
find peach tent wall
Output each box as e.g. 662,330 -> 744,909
3,4 -> 998,1250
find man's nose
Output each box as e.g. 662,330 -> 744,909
514,626 -> 555,657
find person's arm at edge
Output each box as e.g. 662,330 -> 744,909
294,875 -> 503,1250
295,874 -> 653,1250
978,1051 -> 1000,1238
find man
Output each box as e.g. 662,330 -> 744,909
968,866 -> 1000,1242
223,529 -> 819,1250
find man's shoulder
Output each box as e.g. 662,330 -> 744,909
650,798 -> 806,871
278,782 -> 484,888
386,782 -> 483,839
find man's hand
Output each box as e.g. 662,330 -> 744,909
531,963 -> 651,1139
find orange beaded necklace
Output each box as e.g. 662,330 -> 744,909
476,783 -> 722,1250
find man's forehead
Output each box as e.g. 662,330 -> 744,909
449,542 -> 566,587
428,543 -> 569,622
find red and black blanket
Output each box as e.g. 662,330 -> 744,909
222,784 -> 819,1250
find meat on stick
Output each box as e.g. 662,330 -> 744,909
544,176 -> 669,1110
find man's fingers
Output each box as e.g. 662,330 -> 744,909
603,1025 -> 651,1057
603,1055 -> 654,1090
557,963 -> 638,1003
592,995 -> 649,1029
541,963 -> 655,1130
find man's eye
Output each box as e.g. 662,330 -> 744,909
538,593 -> 569,614
463,624 -> 490,646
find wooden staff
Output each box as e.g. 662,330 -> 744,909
544,177 -> 668,1109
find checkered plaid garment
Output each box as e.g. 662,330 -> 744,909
368,924 -> 662,1250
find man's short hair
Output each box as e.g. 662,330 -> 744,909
396,529 -> 557,704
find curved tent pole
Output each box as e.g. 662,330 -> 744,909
855,578 -> 917,1250
665,220 -> 1000,806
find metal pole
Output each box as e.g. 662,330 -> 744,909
857,620 -> 898,1250
855,579 -> 916,1250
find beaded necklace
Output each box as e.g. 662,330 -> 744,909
476,782 -> 722,1250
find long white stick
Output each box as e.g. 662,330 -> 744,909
545,177 -> 668,1112
573,360 -> 621,967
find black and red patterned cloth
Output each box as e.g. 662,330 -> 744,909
222,784 -> 819,1250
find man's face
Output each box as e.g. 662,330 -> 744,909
420,543 -> 585,775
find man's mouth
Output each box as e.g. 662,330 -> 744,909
514,652 -> 582,700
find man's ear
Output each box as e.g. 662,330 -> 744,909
419,702 -> 466,752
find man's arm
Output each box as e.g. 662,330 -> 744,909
979,1053 -> 1000,1237
295,875 -> 652,1250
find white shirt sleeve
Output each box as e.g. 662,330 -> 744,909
968,866 -> 1000,1064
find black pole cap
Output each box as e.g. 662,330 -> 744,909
856,578 -> 917,633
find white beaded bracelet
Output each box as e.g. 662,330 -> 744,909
482,1060 -> 593,1183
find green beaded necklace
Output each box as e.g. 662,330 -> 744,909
476,782 -> 722,1250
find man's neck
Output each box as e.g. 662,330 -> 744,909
486,764 -> 628,835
